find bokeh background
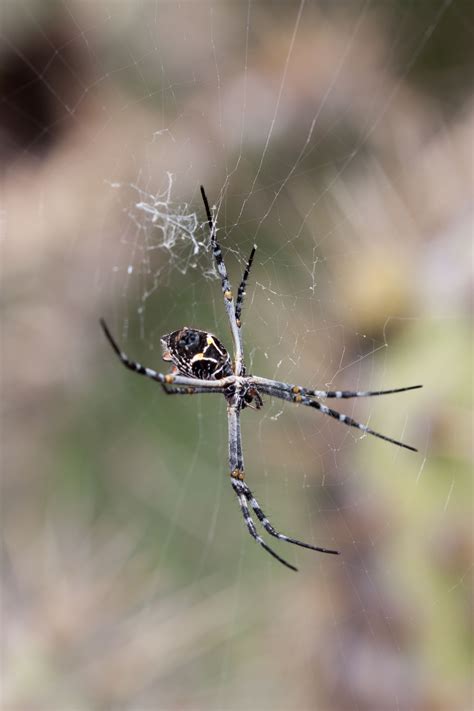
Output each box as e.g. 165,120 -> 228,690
2,1 -> 473,710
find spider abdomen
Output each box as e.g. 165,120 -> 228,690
161,327 -> 233,380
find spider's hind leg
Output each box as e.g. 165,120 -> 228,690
231,478 -> 298,571
238,479 -> 339,556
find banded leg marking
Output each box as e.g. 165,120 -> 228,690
251,376 -> 422,401
235,245 -> 256,326
303,384 -> 423,399
237,479 -> 338,555
201,186 -> 233,301
100,318 -> 166,384
232,480 -> 298,571
255,382 -> 417,452
200,186 -> 244,375
300,395 -> 417,451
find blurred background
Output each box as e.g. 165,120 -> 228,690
2,1 -> 472,709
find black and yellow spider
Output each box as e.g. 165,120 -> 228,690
101,186 -> 421,571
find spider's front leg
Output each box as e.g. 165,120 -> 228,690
200,186 -> 244,377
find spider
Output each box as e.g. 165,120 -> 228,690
100,186 -> 422,571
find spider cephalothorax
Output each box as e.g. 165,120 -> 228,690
161,327 -> 232,380
101,185 -> 421,571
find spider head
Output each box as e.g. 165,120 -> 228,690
161,327 -> 233,380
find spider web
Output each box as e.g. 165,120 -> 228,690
3,1 -> 473,709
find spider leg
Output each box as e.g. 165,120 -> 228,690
231,479 -> 298,571
100,319 -> 232,391
227,398 -> 334,570
256,383 -> 417,451
228,400 -> 297,570
302,384 -> 423,399
162,385 -> 226,395
100,317 -> 166,385
235,478 -> 339,556
301,394 -> 418,451
235,245 -> 256,327
200,186 -> 244,376
251,376 -> 422,400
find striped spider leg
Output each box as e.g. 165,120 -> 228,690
227,390 -> 338,572
252,376 -> 422,451
200,186 -> 244,377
